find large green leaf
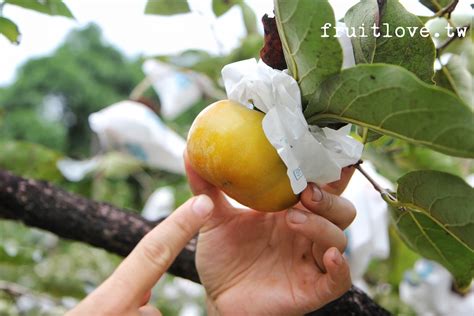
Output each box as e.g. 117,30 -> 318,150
0,17 -> 20,44
390,170 -> 474,290
305,64 -> 474,158
434,54 -> 473,109
376,0 -> 435,83
145,0 -> 190,15
274,0 -> 342,106
346,0 -> 435,82
5,0 -> 74,18
0,141 -> 63,182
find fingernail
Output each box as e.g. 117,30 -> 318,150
192,195 -> 214,217
331,248 -> 342,266
312,183 -> 323,202
288,209 -> 308,224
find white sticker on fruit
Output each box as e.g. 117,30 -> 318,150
222,58 -> 363,193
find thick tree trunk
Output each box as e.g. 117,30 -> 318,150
0,170 -> 390,315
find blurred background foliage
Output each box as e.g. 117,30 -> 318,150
0,0 -> 473,315
0,24 -> 144,156
0,7 -> 263,314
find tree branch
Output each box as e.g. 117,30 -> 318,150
0,169 -> 199,283
0,169 -> 390,315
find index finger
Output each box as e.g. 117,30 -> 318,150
98,195 -> 214,307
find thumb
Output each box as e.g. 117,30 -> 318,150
314,247 -> 352,305
98,195 -> 214,308
184,150 -> 218,197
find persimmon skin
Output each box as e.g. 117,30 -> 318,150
187,100 -> 298,212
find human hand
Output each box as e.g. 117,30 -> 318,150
66,194 -> 214,316
186,154 -> 356,315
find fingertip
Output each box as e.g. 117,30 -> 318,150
192,194 -> 214,218
323,247 -> 351,288
300,183 -> 313,208
286,208 -> 309,225
300,183 -> 327,214
330,247 -> 343,266
140,290 -> 152,306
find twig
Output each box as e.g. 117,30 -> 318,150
129,76 -> 152,100
0,280 -> 25,299
436,24 -> 471,55
354,162 -> 398,206
434,0 -> 459,19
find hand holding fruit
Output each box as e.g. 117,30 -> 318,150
187,154 -> 356,315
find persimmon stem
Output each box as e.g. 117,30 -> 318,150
354,161 -> 398,206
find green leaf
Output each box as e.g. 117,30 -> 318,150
212,0 -> 241,17
346,0 -> 435,82
274,0 -> 342,106
145,0 -> 190,15
434,55 -> 473,109
0,141 -> 63,182
239,2 -> 257,35
344,0 -> 379,64
5,0 -> 74,18
417,15 -> 432,24
0,17 -> 20,44
391,170 -> 474,290
96,152 -> 143,179
419,0 -> 452,13
305,64 -> 474,158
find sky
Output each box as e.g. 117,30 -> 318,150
0,0 -> 470,87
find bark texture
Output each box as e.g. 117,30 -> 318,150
0,169 -> 199,283
0,170 -> 390,315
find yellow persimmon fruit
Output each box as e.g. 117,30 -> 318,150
186,100 -> 298,212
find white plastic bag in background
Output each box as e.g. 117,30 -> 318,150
143,59 -> 202,120
400,259 -> 474,316
336,22 -> 356,69
342,161 -> 392,287
57,100 -> 186,181
142,187 -> 175,221
57,157 -> 100,182
89,100 -> 186,174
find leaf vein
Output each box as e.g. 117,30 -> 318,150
339,86 -> 406,117
408,212 -> 454,270
378,109 -> 435,128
